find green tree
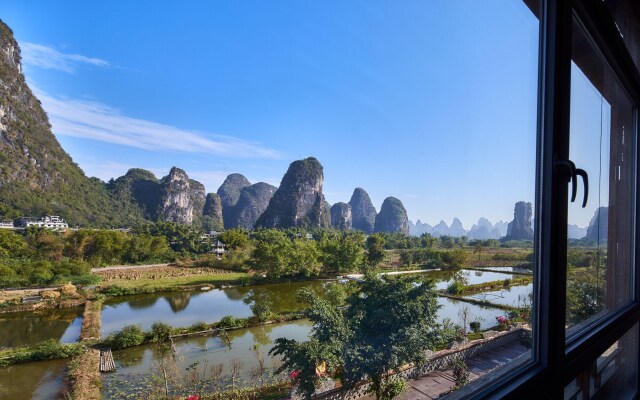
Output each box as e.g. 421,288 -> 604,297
420,233 -> 437,249
366,234 -> 386,267
319,231 -> 365,274
251,230 -> 293,278
271,275 -> 442,400
473,244 -> 484,261
567,266 -> 605,325
0,229 -> 28,257
218,229 -> 250,250
250,292 -> 274,323
290,238 -> 322,277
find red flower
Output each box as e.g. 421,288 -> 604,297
187,396 -> 199,400
290,370 -> 301,380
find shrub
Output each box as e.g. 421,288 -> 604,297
101,286 -> 137,297
503,278 -> 512,287
30,340 -> 83,361
377,378 -> 407,400
218,315 -> 238,329
108,325 -> 145,349
446,281 -> 464,295
469,321 -> 481,333
190,321 -> 209,332
452,357 -> 470,388
150,322 -> 172,341
250,299 -> 273,323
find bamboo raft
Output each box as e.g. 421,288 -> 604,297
99,349 -> 116,372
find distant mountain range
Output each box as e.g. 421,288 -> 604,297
409,217 -> 588,240
408,218 -> 508,239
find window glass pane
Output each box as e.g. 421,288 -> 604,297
567,16 -> 637,335
564,323 -> 639,399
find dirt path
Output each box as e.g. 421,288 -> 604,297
90,263 -> 170,272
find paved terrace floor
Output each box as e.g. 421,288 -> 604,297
362,342 -> 529,400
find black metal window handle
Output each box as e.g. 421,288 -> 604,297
555,159 -> 588,208
575,169 -> 588,208
555,159 -> 578,202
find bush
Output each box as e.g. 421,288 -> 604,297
503,278 -> 512,287
376,378 -> 407,400
108,325 -> 145,349
101,285 -> 137,297
218,315 -> 245,329
446,281 -> 465,295
469,321 -> 481,333
493,252 -> 527,261
452,357 -> 469,388
29,340 -> 83,361
150,322 -> 172,341
250,298 -> 273,323
189,321 -> 210,332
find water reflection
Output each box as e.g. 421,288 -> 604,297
165,292 -> 195,312
101,281 -> 331,336
0,308 -> 83,348
102,320 -> 313,399
463,284 -> 533,308
0,358 -> 67,400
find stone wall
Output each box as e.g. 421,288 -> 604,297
311,328 -> 529,400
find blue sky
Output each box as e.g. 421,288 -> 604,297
2,1 -> 557,228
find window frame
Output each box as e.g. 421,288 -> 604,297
450,1 -> 640,399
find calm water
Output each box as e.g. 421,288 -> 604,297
101,294 -> 501,399
102,320 -> 313,399
429,269 -> 516,290
0,308 -> 83,348
0,358 -> 67,400
0,277 -> 508,400
464,284 -> 533,308
101,277 -> 505,336
101,280 -> 332,336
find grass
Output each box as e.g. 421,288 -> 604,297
100,272 -> 249,292
80,300 -> 102,341
64,348 -> 101,400
0,340 -> 84,366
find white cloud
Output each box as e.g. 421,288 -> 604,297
34,89 -> 282,159
21,42 -> 109,73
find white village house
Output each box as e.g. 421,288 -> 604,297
18,215 -> 69,229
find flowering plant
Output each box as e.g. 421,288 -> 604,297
495,316 -> 509,325
187,396 -> 199,400
290,370 -> 301,380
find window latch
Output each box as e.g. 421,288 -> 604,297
575,168 -> 588,208
555,159 -> 588,208
555,159 -> 577,202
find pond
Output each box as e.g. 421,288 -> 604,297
101,278 -> 504,336
101,295 -> 501,400
101,280 -> 332,336
399,269 -> 517,290
101,320 -> 313,399
0,358 -> 68,400
463,284 -> 533,309
0,308 -> 83,349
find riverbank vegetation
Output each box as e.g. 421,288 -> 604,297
445,276 -> 533,296
0,339 -> 83,367
80,300 -> 102,341
64,348 -> 101,400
